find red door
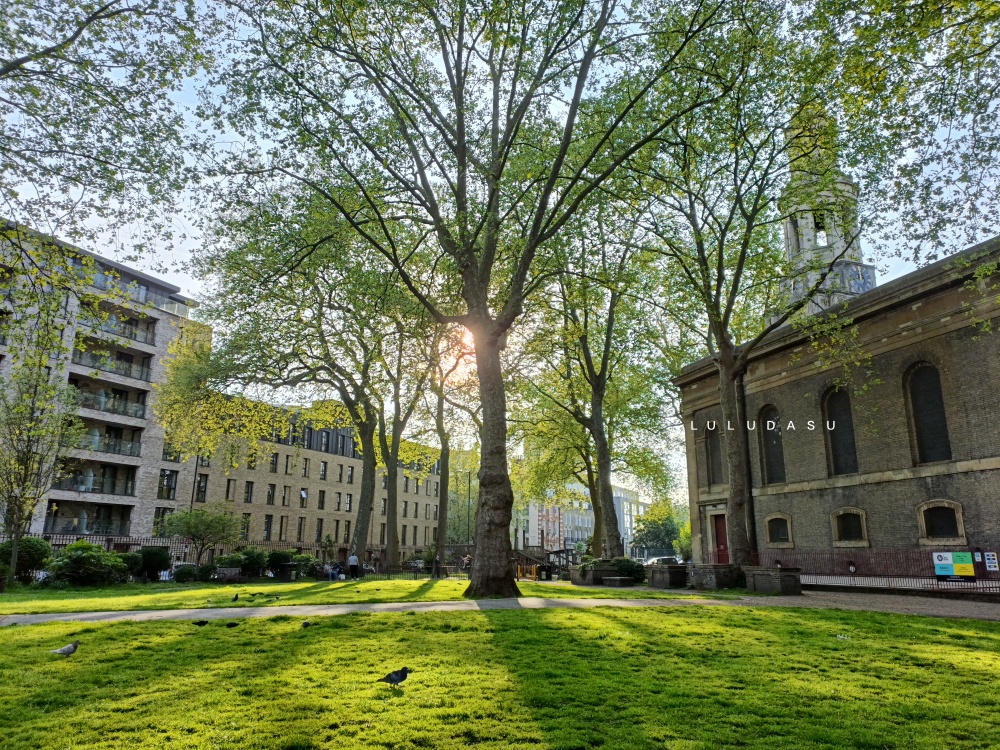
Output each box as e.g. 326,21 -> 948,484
713,515 -> 729,564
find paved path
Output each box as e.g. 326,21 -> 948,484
2,590 -> 999,627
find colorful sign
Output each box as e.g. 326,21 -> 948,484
985,552 -> 999,573
932,551 -> 976,582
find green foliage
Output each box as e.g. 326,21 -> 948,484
675,522 -> 693,562
172,565 -> 198,583
0,537 -> 51,582
162,504 -> 240,564
609,556 -> 646,584
267,550 -> 293,573
138,547 -> 172,583
240,548 -> 268,577
195,564 -> 217,583
46,541 -> 128,587
215,553 -> 245,569
632,501 -> 680,553
291,555 -> 320,578
118,552 -> 143,579
0,563 -> 9,591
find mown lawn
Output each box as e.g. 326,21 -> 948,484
1,605 -> 998,749
0,579 -> 715,615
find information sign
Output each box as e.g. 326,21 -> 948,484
932,551 -> 976,582
985,552 -> 999,573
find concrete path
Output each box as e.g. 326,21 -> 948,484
2,590 -> 1000,627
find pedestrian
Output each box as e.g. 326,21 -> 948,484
323,562 -> 333,582
348,552 -> 359,580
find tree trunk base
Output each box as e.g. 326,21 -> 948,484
463,578 -> 521,598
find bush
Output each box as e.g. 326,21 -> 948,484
267,549 -> 293,574
46,541 -> 128,586
0,563 -> 10,592
173,565 -> 198,583
610,556 -> 646,584
240,547 -> 267,577
215,553 -> 245,568
138,547 -> 172,582
292,554 -> 320,578
118,551 -> 143,579
0,537 -> 52,583
196,563 -> 218,582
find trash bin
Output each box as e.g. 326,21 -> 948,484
538,565 -> 552,581
278,562 -> 298,582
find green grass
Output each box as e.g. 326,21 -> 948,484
0,579 -> 714,615
2,605 -> 999,749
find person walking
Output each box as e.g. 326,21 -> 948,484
348,552 -> 359,580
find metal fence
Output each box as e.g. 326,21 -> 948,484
701,548 -> 1000,593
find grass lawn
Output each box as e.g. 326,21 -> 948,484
1,604 -> 999,749
0,579 -> 717,615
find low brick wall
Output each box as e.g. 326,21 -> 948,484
691,564 -> 741,590
744,566 -> 802,595
647,564 -> 689,589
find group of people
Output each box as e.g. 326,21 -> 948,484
323,553 -> 362,581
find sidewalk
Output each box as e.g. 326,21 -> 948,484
2,590 -> 999,627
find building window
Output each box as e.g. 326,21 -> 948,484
758,405 -> 786,485
347,466 -> 354,484
315,518 -> 324,543
320,461 -> 327,480
263,514 -> 273,541
426,480 -> 431,496
279,515 -> 288,541
247,452 -> 256,470
302,458 -> 310,478
320,431 -> 330,452
415,479 -> 421,495
382,474 -> 388,490
226,478 -> 236,501
297,517 -> 305,542
823,387 -> 859,475
334,519 -> 340,543
764,514 -> 793,548
401,525 -> 407,545
814,211 -> 828,247
345,493 -> 352,512
433,505 -> 438,520
266,483 -> 276,505
917,500 -> 966,545
425,503 -> 430,520
318,490 -> 326,510
403,501 -> 408,518
336,492 -> 342,511
300,488 -> 308,508
195,474 -> 208,503
157,469 -> 178,500
831,508 -> 868,547
403,476 -> 409,493
162,444 -> 181,462
338,464 -> 344,482
381,498 -> 387,515
269,452 -> 279,472
153,507 -> 173,537
337,434 -> 346,455
285,455 -> 293,474
244,481 -> 254,503
240,513 -> 251,541
906,363 -> 952,464
434,481 -> 439,495
433,527 -> 438,542
706,426 -> 724,486
380,523 -> 386,545
344,520 -> 351,544
282,486 -> 290,506
424,526 -> 429,545
198,455 -> 211,467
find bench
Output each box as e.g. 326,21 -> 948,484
216,567 -> 247,583
603,576 -> 635,587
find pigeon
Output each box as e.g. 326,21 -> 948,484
376,667 -> 412,686
302,621 -> 312,628
232,594 -> 239,602
226,622 -> 239,628
193,620 -> 209,627
50,641 -> 80,657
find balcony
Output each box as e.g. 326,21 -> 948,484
68,435 -> 142,457
43,517 -> 132,536
86,319 -> 156,346
71,350 -> 150,382
52,476 -> 136,496
77,392 -> 147,419
91,273 -> 190,318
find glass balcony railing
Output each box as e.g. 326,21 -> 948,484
66,435 -> 142,457
77,392 -> 147,419
51,476 -> 136,496
43,518 -> 132,536
71,350 -> 150,382
83,319 -> 156,346
91,273 -> 190,318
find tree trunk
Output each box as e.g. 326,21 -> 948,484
591,397 -> 623,558
464,332 -> 520,597
384,456 -> 400,568
434,396 -> 450,577
351,422 -> 378,561
9,529 -> 21,581
582,461 -> 604,558
716,345 -> 753,567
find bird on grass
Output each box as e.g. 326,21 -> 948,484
226,622 -> 240,629
193,621 -> 209,627
302,621 -> 312,628
232,594 -> 239,602
51,641 -> 80,657
376,667 -> 412,686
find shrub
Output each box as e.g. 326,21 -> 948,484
292,554 -> 320,578
196,563 -> 218,582
0,563 -> 9,592
267,549 -> 293,573
138,547 -> 172,582
46,541 -> 128,586
610,556 -> 646,584
0,537 -> 52,583
240,547 -> 267,577
215,553 -> 245,568
173,565 -> 198,583
118,552 -> 143,579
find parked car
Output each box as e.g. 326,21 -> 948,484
646,556 -> 681,566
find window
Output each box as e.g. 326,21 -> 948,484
424,526 -> 429,545
299,488 -> 308,508
831,508 -> 868,547
334,519 -> 340,542
823,388 -> 859,475
198,455 -> 211,467
318,490 -> 326,510
338,464 -> 344,482
401,525 -> 407,545
765,514 -> 793,548
917,500 -> 966,545
297,517 -> 305,542
195,474 -> 208,502
345,493 -> 352,512
279,515 -> 288,541
347,466 -> 354,484
269,452 -> 279,472
758,405 -> 786,484
282,486 -> 290,506
425,504 -> 430,520
344,520 -> 351,544
415,479 -> 421,495
907,363 -> 952,464
433,505 -> 438,520
157,470 -> 178,500
162,444 -> 181,462
315,518 -> 324,543
382,474 -> 388,490
240,513 -> 251,541
247,453 -> 256,470
338,434 -> 346,455
285,455 -> 292,474
403,501 -> 408,518
153,507 -> 173,537
266,483 -> 276,505
706,426 -> 724,485
426,480 -> 431,496
433,527 -> 438,542
302,458 -> 310,478
336,492 -> 342,511
434,481 -> 439,495
264,514 -> 273,541
244,481 -> 254,503
381,498 -> 387,515
226,478 -> 236,501
380,523 -> 386,545
320,461 -> 327,480
403,476 -> 409,492
320,431 -> 330,452
814,211 -> 828,247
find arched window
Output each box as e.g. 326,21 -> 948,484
823,387 -> 859,475
765,514 -> 793,548
706,426 -> 724,486
758,405 -> 786,484
907,364 -> 951,464
917,500 -> 966,545
831,507 -> 868,547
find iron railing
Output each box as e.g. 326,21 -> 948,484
67,435 -> 142,457
51,476 -> 136,496
71,350 -> 150,381
86,319 -> 156,345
